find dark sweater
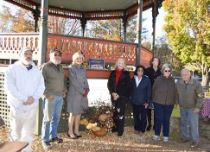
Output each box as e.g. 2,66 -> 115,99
41,62 -> 66,96
152,76 -> 177,105
145,67 -> 161,86
107,70 -> 130,98
129,75 -> 151,105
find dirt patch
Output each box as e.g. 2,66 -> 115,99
32,127 -> 210,152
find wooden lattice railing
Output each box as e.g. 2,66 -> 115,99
0,33 -> 39,60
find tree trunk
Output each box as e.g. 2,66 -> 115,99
202,74 -> 209,87
201,63 -> 209,88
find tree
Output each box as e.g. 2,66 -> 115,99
154,36 -> 183,73
163,0 -> 210,86
86,16 -> 148,43
48,16 -> 81,35
87,20 -> 122,41
0,5 -> 81,34
0,6 -> 34,32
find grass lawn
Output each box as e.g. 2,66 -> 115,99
172,106 -> 180,118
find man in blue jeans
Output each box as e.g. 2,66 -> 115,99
176,68 -> 204,148
41,48 -> 66,150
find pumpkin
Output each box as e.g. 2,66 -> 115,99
80,119 -> 89,126
91,126 -> 101,131
92,128 -> 107,137
86,122 -> 97,130
99,114 -> 108,122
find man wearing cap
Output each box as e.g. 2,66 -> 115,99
176,68 -> 204,148
40,48 -> 66,150
4,47 -> 45,152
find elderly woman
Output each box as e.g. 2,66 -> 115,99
176,68 -> 203,148
107,58 -> 130,136
129,65 -> 151,134
67,52 -> 89,139
152,63 -> 177,142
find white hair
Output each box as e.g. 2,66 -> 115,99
181,68 -> 191,75
114,58 -> 126,69
72,52 -> 84,64
19,47 -> 33,57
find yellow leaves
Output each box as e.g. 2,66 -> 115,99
0,6 -> 34,32
164,0 -> 210,64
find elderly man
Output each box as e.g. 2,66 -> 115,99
176,68 -> 204,148
41,48 -> 66,150
4,47 -> 45,152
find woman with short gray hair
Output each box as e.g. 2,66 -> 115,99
152,63 -> 177,142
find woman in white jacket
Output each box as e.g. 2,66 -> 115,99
4,47 -> 45,152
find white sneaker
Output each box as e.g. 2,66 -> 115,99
152,135 -> 160,141
163,136 -> 169,142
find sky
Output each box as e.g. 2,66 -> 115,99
142,8 -> 166,41
0,1 -> 166,40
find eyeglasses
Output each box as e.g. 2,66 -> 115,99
164,70 -> 171,73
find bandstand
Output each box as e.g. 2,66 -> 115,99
0,0 -> 164,134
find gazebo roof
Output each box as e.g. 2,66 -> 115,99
5,0 -> 155,20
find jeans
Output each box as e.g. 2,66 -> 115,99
154,102 -> 174,137
132,104 -> 147,132
180,108 -> 199,142
41,96 -> 63,142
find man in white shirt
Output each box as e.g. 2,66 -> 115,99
4,47 -> 45,152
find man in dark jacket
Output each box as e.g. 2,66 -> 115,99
41,48 -> 66,150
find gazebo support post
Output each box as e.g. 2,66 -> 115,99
38,0 -> 48,65
81,13 -> 87,37
36,0 -> 48,135
152,0 -> 158,53
136,0 -> 143,66
122,11 -> 128,42
33,5 -> 40,32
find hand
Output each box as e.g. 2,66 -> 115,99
83,88 -> 89,97
193,108 -> 200,113
46,95 -> 54,102
112,93 -> 119,101
63,91 -> 67,98
112,92 -> 117,98
23,96 -> 34,105
144,103 -> 149,109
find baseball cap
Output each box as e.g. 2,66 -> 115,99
50,48 -> 62,55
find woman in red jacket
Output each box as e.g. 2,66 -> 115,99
107,58 -> 130,136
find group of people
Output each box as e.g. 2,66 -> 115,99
4,48 -> 89,151
107,57 -> 203,148
4,47 -> 203,152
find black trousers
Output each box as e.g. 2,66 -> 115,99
112,97 -> 126,135
132,104 -> 148,132
147,109 -> 155,128
147,109 -> 152,126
